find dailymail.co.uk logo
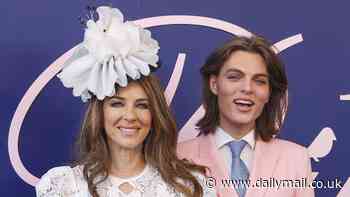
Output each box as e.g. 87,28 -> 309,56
7,15 -> 349,196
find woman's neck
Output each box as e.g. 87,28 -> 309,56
109,143 -> 146,178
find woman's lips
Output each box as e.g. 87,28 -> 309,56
118,127 -> 139,136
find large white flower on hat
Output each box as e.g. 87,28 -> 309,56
58,6 -> 159,101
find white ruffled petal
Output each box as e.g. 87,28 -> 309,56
101,60 -> 109,98
57,55 -> 96,87
127,55 -> 150,76
84,22 -> 104,57
61,44 -> 89,69
114,58 -> 128,87
122,58 -> 140,80
109,10 -> 124,28
108,23 -> 138,58
81,90 -> 91,102
97,6 -> 124,28
110,8 -> 124,22
124,22 -> 141,52
139,29 -> 160,54
133,52 -> 159,67
85,21 -> 102,40
86,20 -> 98,30
72,73 -> 89,98
100,59 -> 115,98
95,67 -> 105,100
96,7 -> 112,29
106,59 -> 117,96
87,63 -> 102,98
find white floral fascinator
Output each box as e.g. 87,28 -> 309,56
57,6 -> 160,102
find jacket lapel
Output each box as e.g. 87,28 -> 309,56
198,134 -> 239,197
245,139 -> 280,197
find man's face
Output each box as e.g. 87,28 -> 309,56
210,50 -> 270,134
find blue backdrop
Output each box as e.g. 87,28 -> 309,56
1,0 -> 349,196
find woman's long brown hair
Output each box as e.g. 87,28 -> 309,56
73,74 -> 206,197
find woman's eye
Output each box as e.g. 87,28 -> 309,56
137,103 -> 149,109
110,101 -> 123,107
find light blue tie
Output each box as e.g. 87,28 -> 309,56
229,140 -> 249,197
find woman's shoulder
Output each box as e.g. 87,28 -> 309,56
35,165 -> 84,197
143,166 -> 215,196
37,165 -> 84,182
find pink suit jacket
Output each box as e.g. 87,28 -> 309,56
177,133 -> 315,197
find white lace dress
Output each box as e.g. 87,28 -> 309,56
35,165 -> 216,197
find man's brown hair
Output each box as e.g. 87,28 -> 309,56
197,35 -> 288,141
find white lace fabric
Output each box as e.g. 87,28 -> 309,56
35,165 -> 216,197
108,165 -> 150,197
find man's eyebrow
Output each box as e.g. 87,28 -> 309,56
254,73 -> 269,78
224,68 -> 243,73
224,68 -> 269,79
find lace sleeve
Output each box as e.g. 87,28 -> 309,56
35,166 -> 78,197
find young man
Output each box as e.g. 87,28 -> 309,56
178,36 -> 314,197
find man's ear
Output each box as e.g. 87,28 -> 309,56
209,75 -> 218,95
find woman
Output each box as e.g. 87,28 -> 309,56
177,35 -> 314,197
36,5 -> 215,197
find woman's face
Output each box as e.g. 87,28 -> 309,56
103,82 -> 152,150
209,50 -> 270,133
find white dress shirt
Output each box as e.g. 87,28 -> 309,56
214,127 -> 256,174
